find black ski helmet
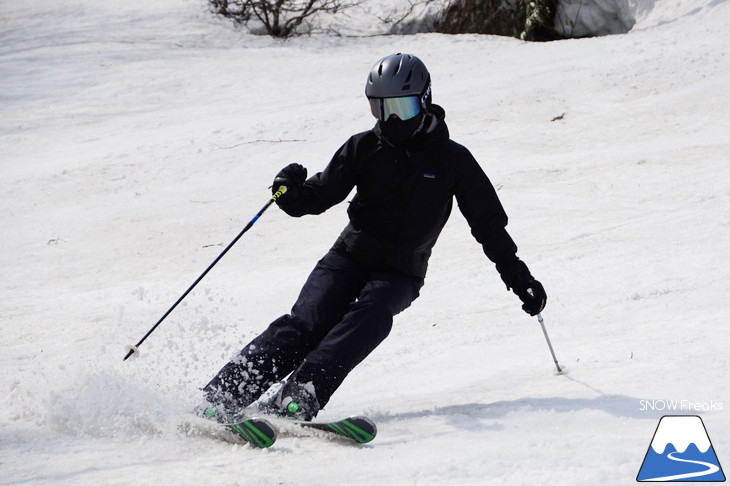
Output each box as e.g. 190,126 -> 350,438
365,53 -> 432,110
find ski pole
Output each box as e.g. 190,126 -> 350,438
537,313 -> 565,374
123,186 -> 288,361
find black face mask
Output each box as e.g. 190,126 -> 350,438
378,112 -> 426,146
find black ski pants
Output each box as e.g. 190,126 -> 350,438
204,247 -> 423,410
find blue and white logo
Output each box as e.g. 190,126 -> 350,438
637,415 -> 725,482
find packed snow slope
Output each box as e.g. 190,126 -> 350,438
2,0 -> 729,484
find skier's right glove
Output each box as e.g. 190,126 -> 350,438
272,163 -> 307,205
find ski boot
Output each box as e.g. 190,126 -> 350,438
258,380 -> 320,422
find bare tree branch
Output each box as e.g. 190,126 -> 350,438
210,0 -> 363,37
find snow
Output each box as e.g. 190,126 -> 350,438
2,0 -> 729,484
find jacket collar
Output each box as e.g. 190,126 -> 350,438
373,104 -> 449,151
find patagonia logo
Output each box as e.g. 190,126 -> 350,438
423,173 -> 436,179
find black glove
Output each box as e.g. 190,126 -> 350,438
513,278 -> 547,316
272,163 -> 307,204
496,256 -> 546,316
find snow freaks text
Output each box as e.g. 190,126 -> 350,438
639,400 -> 724,412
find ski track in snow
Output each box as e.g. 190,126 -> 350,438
1,0 -> 729,484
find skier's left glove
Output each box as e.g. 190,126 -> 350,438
513,278 -> 547,316
495,256 -> 546,316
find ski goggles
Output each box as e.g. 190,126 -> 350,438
368,96 -> 422,121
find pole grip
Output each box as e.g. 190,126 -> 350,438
271,185 -> 288,201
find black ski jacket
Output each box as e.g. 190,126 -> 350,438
278,105 -> 528,285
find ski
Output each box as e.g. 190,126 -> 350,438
182,414 -> 278,449
186,408 -> 375,446
292,416 -> 377,444
226,417 -> 278,449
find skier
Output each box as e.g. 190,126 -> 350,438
200,53 -> 547,422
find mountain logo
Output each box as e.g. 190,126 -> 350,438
637,415 -> 725,482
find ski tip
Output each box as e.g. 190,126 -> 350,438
292,415 -> 377,444
229,418 -> 278,448
331,416 -> 377,444
346,416 -> 377,444
348,416 -> 377,434
351,416 -> 377,443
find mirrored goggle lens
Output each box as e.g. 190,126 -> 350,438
368,96 -> 421,121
